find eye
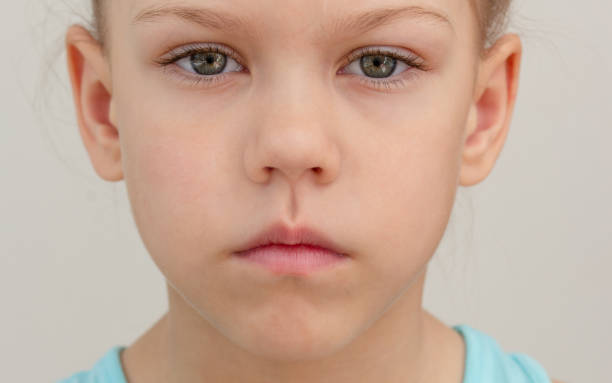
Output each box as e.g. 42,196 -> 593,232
155,43 -> 427,90
175,50 -> 243,76
339,46 -> 427,90
154,43 -> 245,87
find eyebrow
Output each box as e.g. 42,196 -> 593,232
131,4 -> 455,37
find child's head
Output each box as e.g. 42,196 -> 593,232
65,0 -> 521,361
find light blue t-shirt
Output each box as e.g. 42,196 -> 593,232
57,324 -> 551,382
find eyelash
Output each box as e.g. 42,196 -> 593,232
154,43 -> 244,88
153,43 -> 428,91
341,46 -> 427,90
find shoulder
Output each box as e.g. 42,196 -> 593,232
56,370 -> 94,383
56,346 -> 127,383
453,324 -> 556,383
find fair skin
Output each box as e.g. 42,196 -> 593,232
65,0 -> 565,382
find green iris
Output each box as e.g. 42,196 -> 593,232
360,55 -> 397,78
191,52 -> 227,75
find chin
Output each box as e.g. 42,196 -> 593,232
230,315 -> 356,362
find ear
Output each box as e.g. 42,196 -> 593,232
65,25 -> 123,181
459,33 -> 522,186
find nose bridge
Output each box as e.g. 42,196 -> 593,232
254,46 -> 333,134
260,52 -> 328,115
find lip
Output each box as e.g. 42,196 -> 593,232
232,222 -> 350,275
233,221 -> 349,257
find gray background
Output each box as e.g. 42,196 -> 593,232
2,1 -> 610,382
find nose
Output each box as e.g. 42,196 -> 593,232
243,73 -> 341,187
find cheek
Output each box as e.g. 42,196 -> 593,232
112,49 -> 245,273
119,107 -> 234,277
346,78 -> 469,281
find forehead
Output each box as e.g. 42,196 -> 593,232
119,0 -> 471,39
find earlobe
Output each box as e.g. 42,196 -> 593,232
459,33 -> 522,187
65,25 -> 123,182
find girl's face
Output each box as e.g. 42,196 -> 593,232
71,0 -> 519,361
